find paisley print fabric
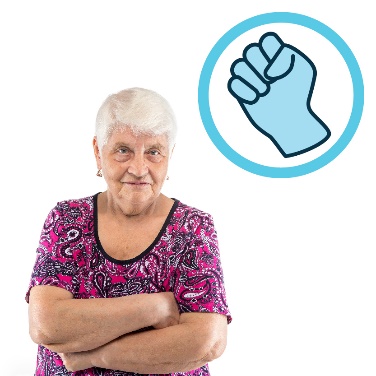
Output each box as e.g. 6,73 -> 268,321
26,193 -> 232,376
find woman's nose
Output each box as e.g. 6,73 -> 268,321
127,154 -> 148,177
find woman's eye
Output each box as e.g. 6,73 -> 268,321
114,147 -> 131,161
146,149 -> 164,162
149,150 -> 160,156
118,148 -> 129,154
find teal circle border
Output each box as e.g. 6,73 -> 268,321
198,12 -> 364,178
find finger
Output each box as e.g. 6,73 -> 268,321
260,32 -> 284,60
228,77 -> 258,104
243,44 -> 269,79
265,48 -> 295,80
230,60 -> 269,95
259,32 -> 297,80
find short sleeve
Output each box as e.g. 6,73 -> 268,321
25,203 -> 79,303
171,211 -> 232,324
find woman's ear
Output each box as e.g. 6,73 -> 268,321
93,136 -> 101,169
170,144 -> 175,159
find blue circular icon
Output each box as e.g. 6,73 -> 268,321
198,12 -> 364,178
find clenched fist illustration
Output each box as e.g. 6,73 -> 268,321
228,32 -> 331,158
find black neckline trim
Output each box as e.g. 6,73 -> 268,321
93,192 -> 179,265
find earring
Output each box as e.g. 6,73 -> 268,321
96,169 -> 102,177
166,176 -> 170,180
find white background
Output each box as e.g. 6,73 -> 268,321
0,1 -> 375,375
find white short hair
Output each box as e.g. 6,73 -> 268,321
95,87 -> 177,151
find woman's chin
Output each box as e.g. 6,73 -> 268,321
118,192 -> 157,216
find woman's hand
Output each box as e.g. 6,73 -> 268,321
59,351 -> 93,372
152,291 -> 180,329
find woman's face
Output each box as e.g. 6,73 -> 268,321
94,127 -> 171,215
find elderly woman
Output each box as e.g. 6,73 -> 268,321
26,87 -> 232,376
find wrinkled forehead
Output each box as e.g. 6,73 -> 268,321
106,125 -> 169,150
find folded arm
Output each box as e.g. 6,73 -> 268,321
28,285 -> 179,353
60,311 -> 228,374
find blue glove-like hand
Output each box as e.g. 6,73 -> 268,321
228,32 -> 331,158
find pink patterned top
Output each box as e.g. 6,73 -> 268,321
25,193 -> 232,376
